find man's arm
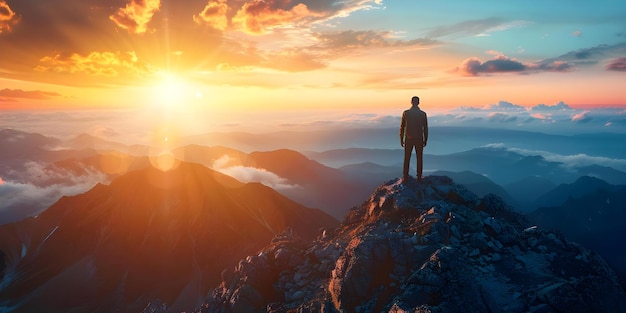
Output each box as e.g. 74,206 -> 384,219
399,111 -> 406,147
423,112 -> 428,147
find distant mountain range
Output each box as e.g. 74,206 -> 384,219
181,127 -> 626,160
0,162 -> 337,313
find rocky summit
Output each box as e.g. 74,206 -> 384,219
200,176 -> 626,313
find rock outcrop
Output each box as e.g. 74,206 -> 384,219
201,176 -> 626,313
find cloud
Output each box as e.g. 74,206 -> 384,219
537,42 -> 626,69
487,112 -> 517,123
0,162 -> 108,224
530,101 -> 572,111
0,88 -> 61,100
209,0 -> 383,34
35,51 -> 154,78
0,0 -> 20,33
455,55 -> 526,76
454,43 -> 626,77
571,111 -> 592,123
606,57 -> 626,71
212,155 -> 300,190
109,0 -> 161,34
313,30 -> 438,50
486,101 -> 526,111
426,18 -> 529,38
194,0 -> 229,30
454,54 -> 574,77
502,146 -> 626,172
232,0 -> 316,34
441,101 -> 626,133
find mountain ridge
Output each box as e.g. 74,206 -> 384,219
0,162 -> 338,313
201,176 -> 626,313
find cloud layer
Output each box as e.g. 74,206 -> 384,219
0,162 -> 108,224
212,155 -> 300,190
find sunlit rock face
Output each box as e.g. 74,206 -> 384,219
0,162 -> 338,313
201,176 -> 626,313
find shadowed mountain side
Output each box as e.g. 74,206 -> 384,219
304,148 -> 403,168
532,176 -> 611,209
201,176 -> 626,312
247,150 -> 372,219
527,180 -> 626,284
174,145 -> 372,219
0,162 -> 338,313
503,176 -> 557,213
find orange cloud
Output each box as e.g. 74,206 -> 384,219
35,51 -> 154,77
232,0 -> 315,34
194,0 -> 229,30
530,113 -> 551,120
0,88 -> 61,100
0,0 -> 20,33
109,0 -> 161,34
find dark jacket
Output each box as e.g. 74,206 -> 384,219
400,106 -> 428,144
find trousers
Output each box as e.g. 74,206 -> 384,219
403,137 -> 423,179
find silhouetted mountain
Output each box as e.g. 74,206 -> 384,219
577,164 -> 626,185
532,176 -> 611,209
0,129 -> 63,177
0,162 -> 338,313
201,176 -> 626,312
338,162 -> 398,190
65,133 -> 130,152
248,149 -> 371,219
528,181 -> 626,285
308,146 -> 626,187
305,148 -> 402,168
504,176 -> 557,212
173,145 -> 252,169
168,146 -> 371,219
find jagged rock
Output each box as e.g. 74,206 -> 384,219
201,176 -> 626,313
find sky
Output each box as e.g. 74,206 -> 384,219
1,0 -> 626,136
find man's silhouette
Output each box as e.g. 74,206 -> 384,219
400,96 -> 428,183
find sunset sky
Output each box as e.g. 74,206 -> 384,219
1,0 -> 625,136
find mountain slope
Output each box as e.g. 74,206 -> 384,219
528,183 -> 626,284
0,162 -> 338,313
532,176 -> 611,209
203,176 -> 626,312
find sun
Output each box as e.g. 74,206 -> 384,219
149,71 -> 203,111
153,72 -> 187,107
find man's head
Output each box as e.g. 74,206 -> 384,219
411,96 -> 420,106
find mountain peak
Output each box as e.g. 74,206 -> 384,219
0,162 -> 338,313
203,176 -> 626,312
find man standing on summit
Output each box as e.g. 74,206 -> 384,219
400,96 -> 428,183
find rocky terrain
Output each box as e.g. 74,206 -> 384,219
199,176 -> 626,313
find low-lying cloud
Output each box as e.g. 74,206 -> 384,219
212,155 -> 300,190
494,145 -> 626,172
0,162 -> 108,224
